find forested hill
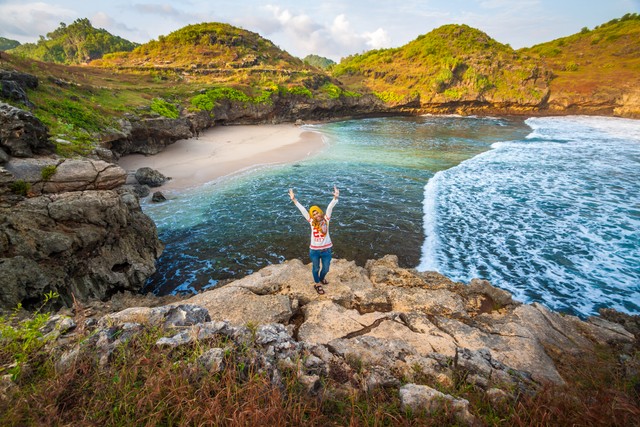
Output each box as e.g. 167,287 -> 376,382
7,18 -> 138,65
92,22 -> 306,71
331,24 -> 551,112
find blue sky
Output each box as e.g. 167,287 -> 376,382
0,1 -> 638,60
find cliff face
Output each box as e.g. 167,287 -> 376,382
0,102 -> 164,310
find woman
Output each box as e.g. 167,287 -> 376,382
288,186 -> 339,294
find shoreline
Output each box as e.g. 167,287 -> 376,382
117,124 -> 325,192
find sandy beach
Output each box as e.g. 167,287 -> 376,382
118,124 -> 325,192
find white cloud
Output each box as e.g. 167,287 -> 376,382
0,1 -> 76,42
91,12 -> 136,33
238,5 -> 391,60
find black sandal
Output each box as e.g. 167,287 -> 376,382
314,284 -> 325,295
321,279 -> 329,285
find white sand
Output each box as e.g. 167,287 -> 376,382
118,124 -> 324,192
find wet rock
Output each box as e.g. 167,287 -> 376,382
151,191 -> 166,202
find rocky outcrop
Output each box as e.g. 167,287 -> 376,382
105,110 -> 214,156
0,102 -> 54,158
96,255 -> 635,402
0,188 -> 163,310
0,153 -> 163,310
0,70 -> 38,107
4,157 -> 126,194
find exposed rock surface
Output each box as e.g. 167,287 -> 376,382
4,157 -> 127,194
106,113 -> 211,156
134,167 -> 168,187
0,70 -> 38,107
0,188 -> 163,309
94,255 -> 635,402
0,102 -> 53,157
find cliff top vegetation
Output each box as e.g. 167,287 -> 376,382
332,24 -> 550,106
519,13 -> 640,99
7,18 -> 138,65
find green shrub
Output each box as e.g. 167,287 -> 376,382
565,62 -> 579,71
0,291 -> 59,380
9,180 -> 31,196
286,86 -> 313,98
374,91 -> 404,104
190,93 -> 214,111
41,165 -> 57,181
205,87 -> 251,103
150,98 -> 180,118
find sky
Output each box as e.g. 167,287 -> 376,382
0,0 -> 638,61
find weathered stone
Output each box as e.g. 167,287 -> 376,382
399,384 -> 477,425
0,190 -> 163,310
108,117 -> 194,156
4,158 -> 127,194
163,304 -> 211,328
151,191 -> 166,202
0,102 -> 53,157
197,347 -> 226,372
183,286 -> 293,326
135,167 -> 168,187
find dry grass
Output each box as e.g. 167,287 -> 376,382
0,318 -> 638,426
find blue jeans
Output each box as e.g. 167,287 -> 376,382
309,248 -> 332,283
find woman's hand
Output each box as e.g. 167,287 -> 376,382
333,185 -> 339,199
288,188 -> 295,201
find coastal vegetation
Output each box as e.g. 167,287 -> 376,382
1,14 -> 638,156
7,19 -> 138,65
303,54 -> 336,70
332,24 -> 550,107
519,13 -> 640,112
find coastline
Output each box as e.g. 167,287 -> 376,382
117,124 -> 325,192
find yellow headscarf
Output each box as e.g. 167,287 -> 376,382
309,206 -> 326,235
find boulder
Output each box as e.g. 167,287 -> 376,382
4,158 -> 127,194
151,191 -> 166,203
399,384 -> 477,426
135,167 -> 168,187
0,102 -> 53,157
0,70 -> 38,107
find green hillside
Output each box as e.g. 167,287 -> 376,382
0,37 -> 20,51
303,54 -> 336,70
519,13 -> 640,110
333,24 -> 550,108
93,22 -> 305,71
8,18 -> 137,64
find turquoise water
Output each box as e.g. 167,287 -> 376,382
141,115 -> 640,317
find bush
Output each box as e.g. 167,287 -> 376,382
150,98 -> 180,118
190,93 -> 214,111
41,165 -> 57,181
9,180 -> 31,196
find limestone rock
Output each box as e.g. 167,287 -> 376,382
183,285 -> 293,326
108,117 -> 193,156
0,190 -> 163,310
135,167 -> 168,187
399,384 -> 477,426
0,102 -> 53,157
4,158 -> 127,194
